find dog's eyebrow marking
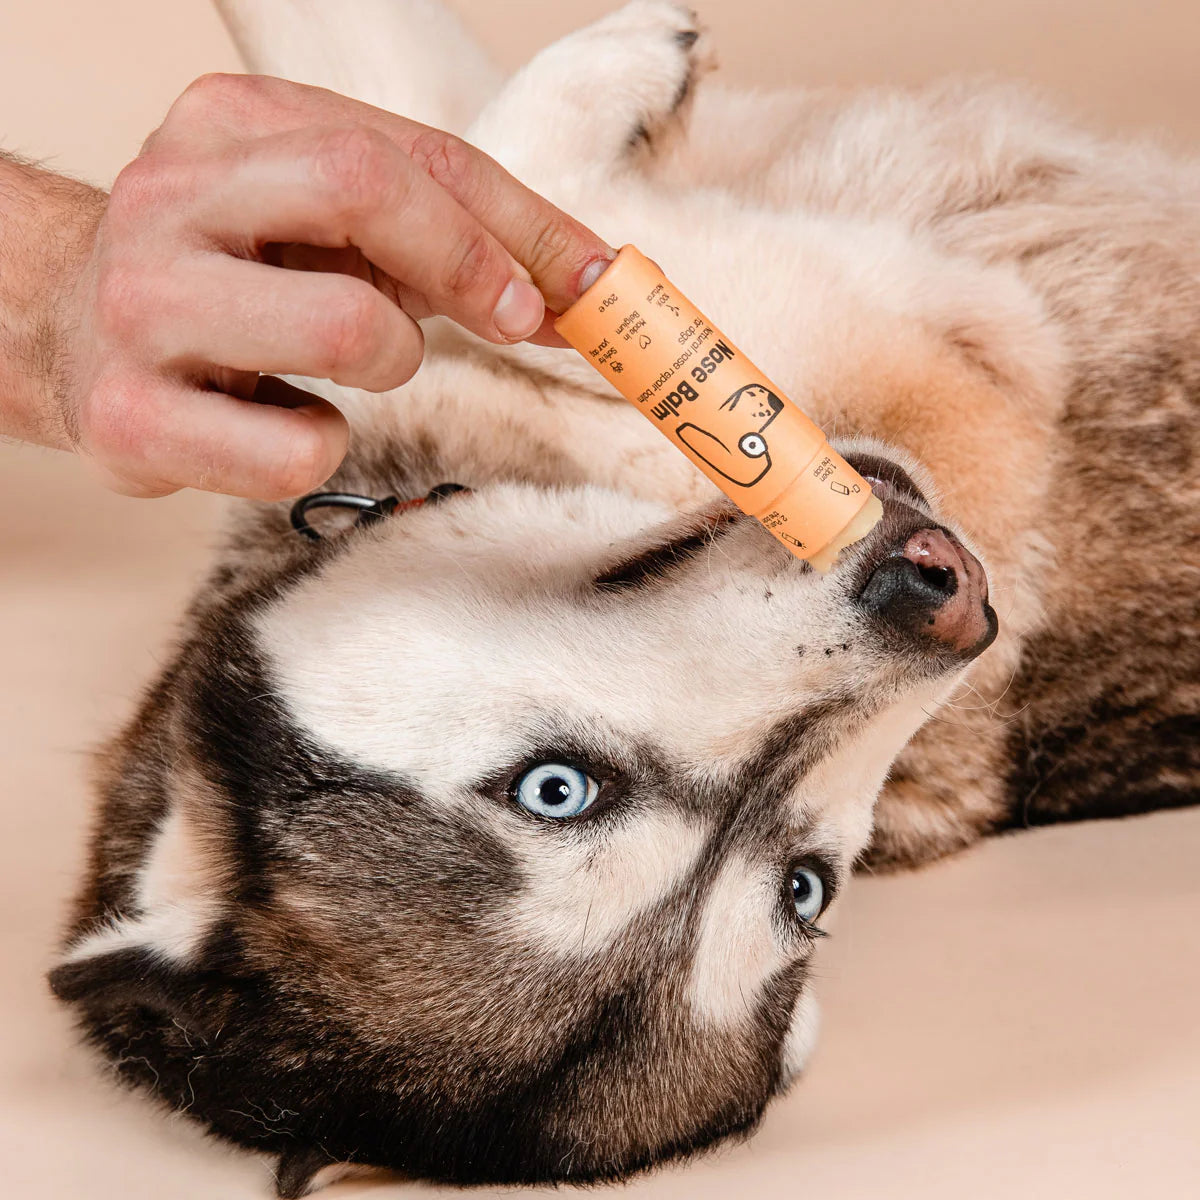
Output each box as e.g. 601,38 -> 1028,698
684,700 -> 898,1032
688,853 -> 786,1027
502,808 -> 710,959
736,698 -> 862,800
594,519 -> 734,592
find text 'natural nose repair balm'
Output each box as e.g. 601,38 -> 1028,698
554,245 -> 883,571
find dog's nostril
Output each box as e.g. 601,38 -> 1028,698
859,529 -> 967,621
916,563 -> 953,592
858,526 -> 995,656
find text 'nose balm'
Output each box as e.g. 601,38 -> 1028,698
554,246 -> 883,571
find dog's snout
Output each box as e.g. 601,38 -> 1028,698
859,528 -> 996,656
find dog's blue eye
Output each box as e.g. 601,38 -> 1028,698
790,867 -> 825,924
514,763 -> 598,819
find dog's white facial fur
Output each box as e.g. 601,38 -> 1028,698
249,481 -> 954,990
256,486 -> 931,794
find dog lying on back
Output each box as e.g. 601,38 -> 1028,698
50,2 -> 1198,1194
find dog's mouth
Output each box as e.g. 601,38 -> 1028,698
840,452 -> 998,660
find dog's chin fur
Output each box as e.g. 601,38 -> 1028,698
51,2 -> 1199,1194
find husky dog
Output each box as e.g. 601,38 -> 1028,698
50,1 -> 1198,1194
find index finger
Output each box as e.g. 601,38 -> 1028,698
158,74 -> 615,315
401,127 -> 615,315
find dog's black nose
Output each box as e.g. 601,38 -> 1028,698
859,528 -> 995,655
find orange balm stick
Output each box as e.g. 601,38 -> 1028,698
555,246 -> 882,571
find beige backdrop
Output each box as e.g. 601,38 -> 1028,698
4,0 -> 1200,183
1,3 -> 1197,1199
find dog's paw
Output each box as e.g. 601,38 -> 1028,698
585,1 -> 714,152
469,0 -> 713,175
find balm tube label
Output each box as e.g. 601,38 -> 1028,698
555,246 -> 878,564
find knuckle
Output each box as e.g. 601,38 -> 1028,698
108,156 -> 166,221
443,226 -> 498,301
161,73 -> 286,148
108,153 -> 194,232
93,262 -> 150,341
170,72 -> 255,122
313,286 -> 383,374
79,378 -> 154,467
407,129 -> 477,198
181,71 -> 237,101
311,126 -> 396,212
525,216 -> 575,275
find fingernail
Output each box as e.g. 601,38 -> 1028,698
493,278 -> 545,340
578,256 -> 614,296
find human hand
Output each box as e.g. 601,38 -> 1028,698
2,75 -> 613,499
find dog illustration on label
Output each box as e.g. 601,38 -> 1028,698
677,384 -> 783,486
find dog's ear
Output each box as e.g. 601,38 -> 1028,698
274,1146 -> 335,1199
50,935 -> 366,1198
274,1152 -> 383,1198
48,941 -> 224,1039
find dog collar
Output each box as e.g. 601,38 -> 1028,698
289,483 -> 469,542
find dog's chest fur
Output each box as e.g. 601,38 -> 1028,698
315,69 -> 1198,862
